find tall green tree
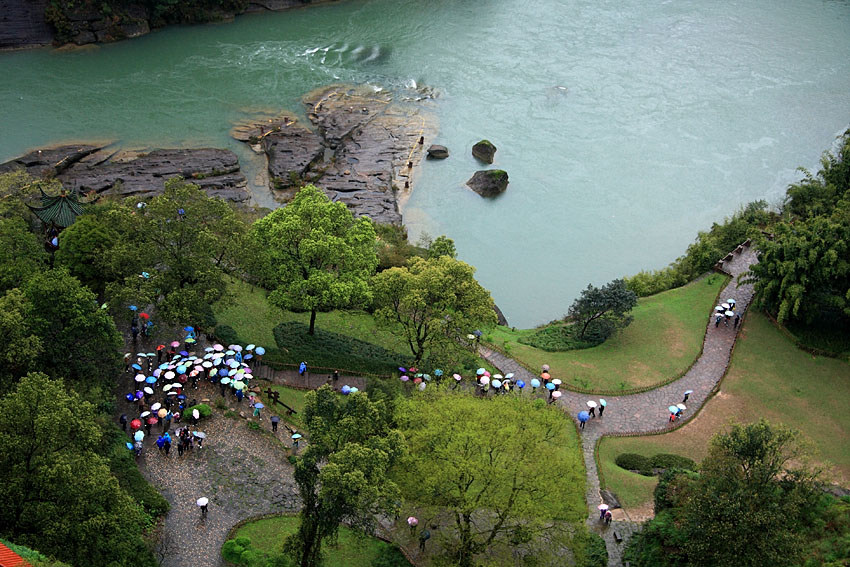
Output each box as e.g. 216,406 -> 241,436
0,217 -> 48,293
286,385 -> 404,567
372,255 -> 496,364
0,289 -> 43,395
54,210 -> 120,295
250,185 -> 378,335
396,391 -> 586,567
566,278 -> 637,340
0,372 -> 156,567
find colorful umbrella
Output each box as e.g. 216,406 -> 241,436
668,405 -> 679,414
578,411 -> 590,423
213,344 -> 224,352
140,411 -> 151,417
184,326 -> 194,332
531,379 -> 540,388
552,391 -> 562,399
125,442 -> 134,450
193,432 -> 206,439
546,383 -> 555,391
418,382 -> 426,391
350,387 -> 359,393
517,380 -> 526,388
146,416 -> 158,425
247,344 -> 256,351
341,385 -> 351,394
170,341 -> 180,348
552,379 -> 562,386
254,402 -> 264,409
151,403 -> 161,411
491,379 -> 502,389
407,517 -> 418,526
125,393 -> 135,402
130,419 -> 142,430
598,503 -> 609,511
476,368 -> 486,375
453,373 -> 462,381
132,363 -> 142,371
676,403 -> 687,411
134,430 -> 144,441
145,376 -> 157,384
139,312 -> 150,319
479,376 -> 489,385
291,433 -> 302,440
255,347 -> 265,355
129,305 -> 138,311
400,375 -> 409,382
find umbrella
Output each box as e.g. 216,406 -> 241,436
517,380 -> 526,388
727,298 -> 736,304
202,361 -> 213,368
493,374 -> 503,380
136,390 -> 144,400
129,305 -> 138,311
184,326 -> 194,332
578,411 -> 590,423
407,517 -> 418,526
140,411 -> 151,417
179,350 -> 189,356
676,403 -> 687,410
170,341 -> 180,347
146,416 -> 158,425
134,374 -> 145,382
491,379 -> 502,389
721,303 -> 730,309
233,381 -> 245,390
531,379 -> 540,388
125,442 -> 134,450
453,373 -> 462,381
350,387 -> 359,393
163,385 -> 172,392
125,393 -> 135,402
434,369 -> 443,376
400,375 -> 409,382
143,387 -> 154,395
146,376 -> 157,384
218,368 -> 229,377
418,382 -> 427,391
139,312 -> 150,319
130,419 -> 142,430
552,379 -> 562,386
476,368 -> 486,375
542,364 -> 550,371
132,363 -> 142,371
247,344 -> 256,351
164,371 -> 175,379
725,310 -> 735,317
196,497 -> 208,507
586,400 -> 597,408
715,305 -> 724,312
158,409 -> 167,418
552,391 -> 562,399
193,409 -> 200,420
137,352 -> 147,357
598,504 -> 609,511
341,385 -> 351,394
167,391 -> 178,396
213,344 -> 224,351
291,433 -> 302,440
668,405 -> 679,414
413,377 -> 422,385
600,399 -> 607,407
185,337 -> 196,344
505,372 -> 514,379
541,372 -> 550,380
254,402 -> 264,409
479,376 -> 489,385
684,390 -> 693,395
204,347 -> 214,352
146,352 -> 155,357
157,344 -> 166,351
546,383 -> 555,391
193,431 -> 207,439
151,403 -> 162,411
255,347 -> 265,355
232,345 -> 243,352
134,431 -> 144,441
225,350 -> 235,356
220,377 -> 231,385
423,374 -> 431,381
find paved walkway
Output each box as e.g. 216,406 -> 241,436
479,245 -> 758,567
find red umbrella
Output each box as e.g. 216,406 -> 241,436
177,375 -> 187,384
139,312 -> 150,320
156,344 -> 166,351
130,419 -> 142,430
146,416 -> 159,425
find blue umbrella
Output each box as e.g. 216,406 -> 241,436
179,350 -> 189,357
291,433 -> 302,440
473,329 -> 483,337
254,402 -> 264,409
684,390 -> 693,395
125,393 -> 135,402
517,380 -> 526,388
578,411 -> 590,423
491,379 -> 502,389
244,354 -> 253,360
184,326 -> 194,332
600,399 -> 607,407
132,363 -> 142,370
134,430 -> 144,441
176,365 -> 187,374
546,382 -> 555,391
255,347 -> 265,355
350,387 -> 359,393
476,368 -> 486,375
531,379 -> 540,388
125,442 -> 134,450
434,369 -> 443,376
398,366 -> 407,372
246,344 -> 256,351
145,376 -> 157,384
218,368 -> 229,377
141,271 -> 150,278
159,363 -> 169,370
129,305 -> 138,311
668,405 -> 679,414
135,390 -> 144,400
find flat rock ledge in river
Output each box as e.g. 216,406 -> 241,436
0,145 -> 249,203
236,84 -> 436,225
466,169 -> 509,197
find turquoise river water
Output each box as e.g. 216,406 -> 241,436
2,0 -> 849,327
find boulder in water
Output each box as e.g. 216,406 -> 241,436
466,170 -> 508,197
472,140 -> 497,164
427,145 -> 449,159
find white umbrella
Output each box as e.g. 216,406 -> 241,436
676,403 -> 686,410
725,310 -> 735,317
586,400 -> 598,408
151,403 -> 162,411
597,503 -> 609,511
715,305 -> 724,312
721,303 -> 730,309
552,379 -> 562,386
196,497 -> 208,507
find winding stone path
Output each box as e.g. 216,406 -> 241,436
479,244 -> 758,567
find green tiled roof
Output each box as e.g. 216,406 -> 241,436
27,188 -> 89,228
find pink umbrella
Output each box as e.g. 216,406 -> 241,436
170,341 -> 180,348
407,516 -> 418,527
552,391 -> 562,399
213,344 -> 224,352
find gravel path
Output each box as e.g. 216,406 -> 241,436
479,244 -> 758,567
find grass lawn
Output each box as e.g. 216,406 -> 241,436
599,311 -> 850,513
215,276 -> 409,355
487,274 -> 727,392
231,514 -> 409,566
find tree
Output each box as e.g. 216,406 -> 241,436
0,217 -> 49,293
250,185 -> 378,335
54,211 -> 119,295
567,278 -> 637,340
396,391 -> 587,567
286,385 -> 404,567
372,255 -> 496,365
428,235 -> 457,259
0,373 -> 156,567
0,289 -> 43,395
625,420 -> 822,567
21,268 -> 122,398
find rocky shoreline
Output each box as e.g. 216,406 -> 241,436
0,83 -> 434,224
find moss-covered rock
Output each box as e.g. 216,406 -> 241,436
466,169 -> 508,197
472,139 -> 497,163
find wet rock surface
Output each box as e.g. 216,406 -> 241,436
1,145 -> 249,202
466,169 -> 509,197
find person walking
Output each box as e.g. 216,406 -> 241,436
332,369 -> 339,390
271,415 -> 280,432
715,313 -> 723,327
734,313 -> 741,328
418,527 -> 431,552
604,510 -> 612,525
682,391 -> 691,404
253,403 -> 262,420
299,361 -> 307,376
198,497 -> 209,519
119,414 -> 127,432
579,419 -> 586,430
588,405 -> 596,418
598,402 -> 605,418
124,353 -> 132,373
235,388 -> 244,404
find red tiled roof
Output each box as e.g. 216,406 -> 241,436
0,543 -> 31,567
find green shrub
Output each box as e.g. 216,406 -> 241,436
576,530 -> 608,567
650,453 -> 697,471
288,455 -> 298,465
222,538 -> 248,563
615,453 -> 653,475
271,321 -> 405,375
186,403 -> 211,419
518,323 -> 602,351
224,410 -> 239,419
103,426 -> 169,519
246,421 -> 260,431
654,468 -> 699,514
213,324 -> 240,346
215,397 -> 227,410
371,545 -> 410,567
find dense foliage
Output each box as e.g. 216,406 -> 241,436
749,131 -> 850,327
624,420 -> 825,567
566,278 -> 637,342
396,390 -> 587,567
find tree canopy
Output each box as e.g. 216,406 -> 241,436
286,385 -> 405,567
372,255 -> 496,365
0,373 -> 156,567
567,278 -> 637,341
395,391 -> 587,567
250,185 -> 378,335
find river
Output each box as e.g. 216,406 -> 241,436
2,0 -> 849,327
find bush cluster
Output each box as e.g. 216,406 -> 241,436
615,452 -> 697,476
518,322 -> 609,351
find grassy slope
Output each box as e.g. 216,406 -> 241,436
599,311 -> 850,510
233,515 -> 408,566
488,274 -> 727,392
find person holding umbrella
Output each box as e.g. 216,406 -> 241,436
598,503 -> 608,520
197,497 -> 209,519
578,411 -> 589,430
587,400 -> 597,417
598,399 -> 607,417
253,401 -> 264,420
